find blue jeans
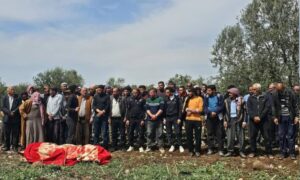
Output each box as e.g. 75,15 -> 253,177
278,116 -> 296,155
93,115 -> 109,147
146,120 -> 163,148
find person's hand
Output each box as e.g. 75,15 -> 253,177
89,117 -> 94,124
274,118 -> 279,125
123,118 -> 127,123
48,115 -> 53,121
75,107 -> 80,112
242,122 -> 247,129
294,117 -> 299,125
108,118 -> 111,125
151,115 -> 157,121
224,121 -> 228,129
254,116 -> 261,124
10,112 -> 14,116
163,119 -> 166,125
97,111 -> 104,117
140,120 -> 145,126
177,119 -> 181,124
126,120 -> 130,126
187,111 -> 192,116
211,112 -> 217,118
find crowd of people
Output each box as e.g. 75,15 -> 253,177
0,81 -> 299,160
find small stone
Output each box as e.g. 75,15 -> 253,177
125,169 -> 130,174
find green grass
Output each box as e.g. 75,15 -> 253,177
0,155 -> 299,180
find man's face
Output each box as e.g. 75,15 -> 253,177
50,89 -> 56,97
201,85 -> 207,93
276,83 -> 284,92
112,88 -> 119,97
139,88 -> 145,93
188,91 -> 194,98
293,86 -> 300,95
106,88 -> 112,94
149,90 -> 156,98
132,89 -> 139,98
206,88 -> 213,96
178,88 -> 185,96
44,86 -> 50,94
158,83 -> 164,91
252,87 -> 260,96
7,87 -> 15,96
249,87 -> 254,94
81,88 -> 87,97
229,92 -> 235,99
96,88 -> 104,94
61,85 -> 67,92
165,89 -> 172,97
123,89 -> 130,96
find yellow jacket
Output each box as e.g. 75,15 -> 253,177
185,96 -> 204,121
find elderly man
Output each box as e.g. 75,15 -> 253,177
224,87 -> 246,158
273,82 -> 299,160
247,83 -> 273,158
76,87 -> 93,145
1,86 -> 22,151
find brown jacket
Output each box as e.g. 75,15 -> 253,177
78,95 -> 93,122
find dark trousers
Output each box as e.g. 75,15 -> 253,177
278,116 -> 296,155
165,117 -> 182,146
226,117 -> 245,152
66,116 -> 77,144
249,118 -> 272,154
206,116 -> 224,151
111,117 -> 126,148
146,120 -> 163,148
4,122 -> 20,149
76,117 -> 90,145
128,119 -> 145,147
52,119 -> 65,145
93,115 -> 109,147
186,120 -> 202,153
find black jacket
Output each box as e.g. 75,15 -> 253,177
93,93 -> 110,116
110,95 -> 126,118
126,96 -> 146,121
66,94 -> 79,119
224,96 -> 245,122
164,96 -> 181,120
247,93 -> 270,121
1,94 -> 21,123
272,89 -> 299,120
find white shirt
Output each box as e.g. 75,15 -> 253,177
47,94 -> 63,119
8,95 -> 14,110
78,98 -> 86,117
111,98 -> 121,117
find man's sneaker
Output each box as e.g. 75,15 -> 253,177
268,154 -> 274,159
179,146 -> 184,153
195,152 -> 200,157
207,149 -> 213,155
169,145 -> 175,152
127,146 -> 134,152
139,147 -> 144,153
218,151 -> 225,157
290,154 -> 296,160
159,147 -> 165,154
145,146 -> 151,152
279,154 -> 286,160
239,152 -> 246,158
248,153 -> 255,158
224,152 -> 232,157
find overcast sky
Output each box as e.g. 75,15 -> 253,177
0,0 -> 251,86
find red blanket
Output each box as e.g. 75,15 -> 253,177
24,142 -> 111,166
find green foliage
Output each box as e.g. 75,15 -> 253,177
168,74 -> 205,87
211,0 -> 299,94
33,67 -> 84,89
106,77 -> 125,87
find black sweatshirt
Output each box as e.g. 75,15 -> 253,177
93,93 -> 110,116
126,96 -> 146,121
164,95 -> 182,120
247,93 -> 270,120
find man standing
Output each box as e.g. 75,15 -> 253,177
76,87 -> 93,145
224,88 -> 246,158
145,88 -> 164,153
292,85 -> 300,146
185,88 -> 204,157
1,86 -> 21,151
204,85 -> 225,156
110,88 -> 126,151
164,87 -> 183,153
47,87 -> 64,145
247,83 -> 272,158
157,81 -> 166,98
126,88 -> 146,152
93,85 -> 110,149
66,85 -> 79,144
273,82 -> 299,160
